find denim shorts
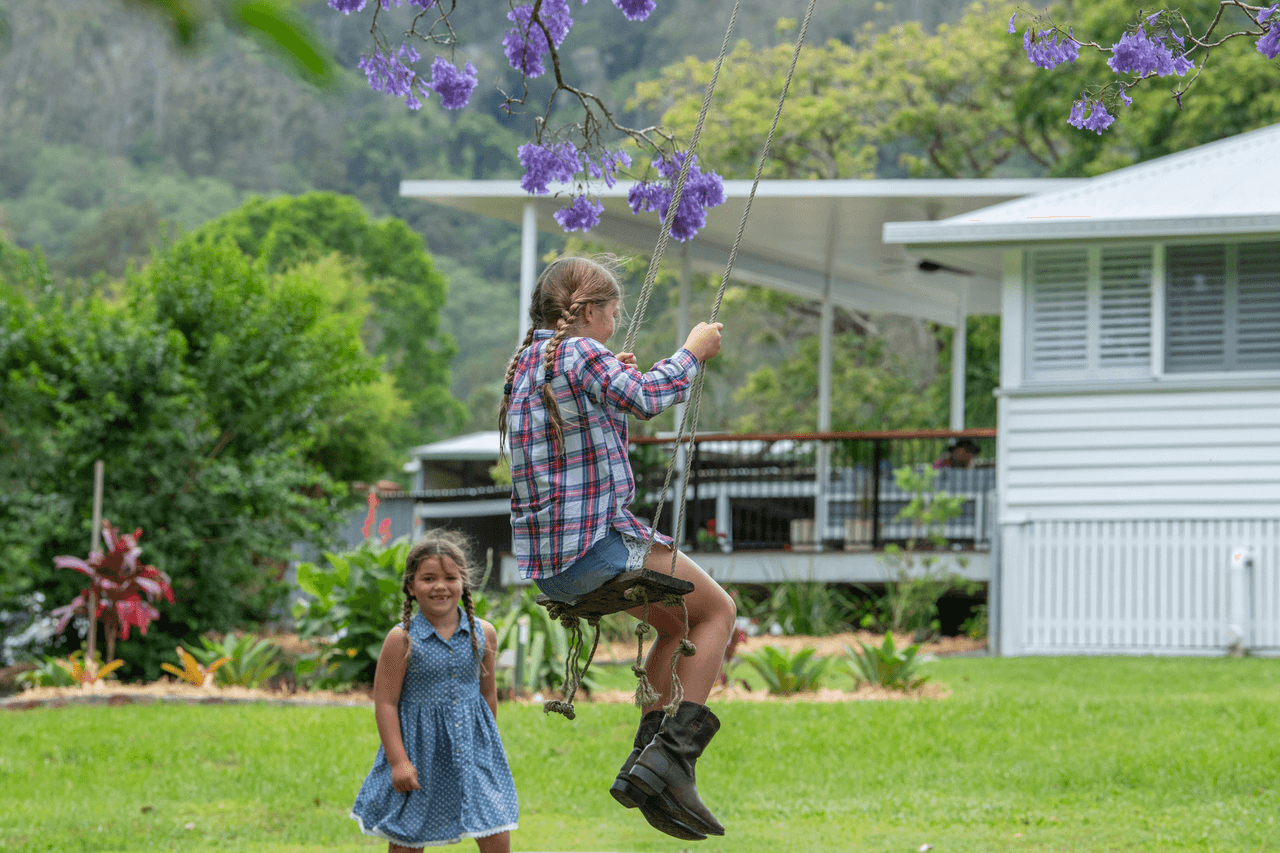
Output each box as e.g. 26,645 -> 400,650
535,529 -> 645,604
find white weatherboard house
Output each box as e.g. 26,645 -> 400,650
885,123 -> 1280,657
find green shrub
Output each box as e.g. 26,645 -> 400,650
733,581 -> 859,636
292,538 -> 412,687
880,465 -> 983,640
739,645 -> 833,694
482,587 -> 600,696
844,632 -> 929,691
186,633 -> 283,688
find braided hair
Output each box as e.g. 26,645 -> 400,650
400,529 -> 483,673
497,254 -> 626,455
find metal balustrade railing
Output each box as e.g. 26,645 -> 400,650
628,429 -> 997,553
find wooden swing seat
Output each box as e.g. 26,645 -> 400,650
536,568 -> 694,622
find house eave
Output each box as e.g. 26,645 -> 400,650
883,213 -> 1280,247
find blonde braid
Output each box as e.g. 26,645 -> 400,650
540,300 -> 588,454
498,325 -> 538,454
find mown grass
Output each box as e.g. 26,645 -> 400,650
2,655 -> 1278,852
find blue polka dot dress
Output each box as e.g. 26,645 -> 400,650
350,610 -> 519,847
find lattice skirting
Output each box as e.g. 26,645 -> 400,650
1001,519 -> 1280,654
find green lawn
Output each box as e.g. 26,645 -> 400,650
2,655 -> 1278,852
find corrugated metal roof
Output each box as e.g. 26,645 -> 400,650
883,123 -> 1280,246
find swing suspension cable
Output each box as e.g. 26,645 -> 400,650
636,0 -> 819,580
544,0 -> 817,719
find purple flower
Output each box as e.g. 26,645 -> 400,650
554,196 -> 605,232
503,0 -> 574,77
1068,98 -> 1087,128
1108,26 -> 1193,76
1107,27 -> 1154,73
1260,4 -> 1278,23
1067,97 -> 1115,134
627,151 -> 726,242
518,141 -> 581,194
503,6 -> 550,76
585,149 -> 633,188
542,0 -> 575,44
613,0 -> 657,21
1259,21 -> 1280,58
358,44 -> 424,109
1023,28 -> 1079,69
1007,13 -> 1017,34
328,0 -> 366,12
1082,101 -> 1115,133
427,56 -> 478,109
1119,88 -> 1133,106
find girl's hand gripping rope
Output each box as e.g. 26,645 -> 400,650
683,322 -> 723,363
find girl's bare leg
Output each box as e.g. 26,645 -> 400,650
475,831 -> 511,853
626,545 -> 736,711
389,844 -> 423,853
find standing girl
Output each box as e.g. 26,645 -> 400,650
499,255 -> 736,842
350,530 -> 518,853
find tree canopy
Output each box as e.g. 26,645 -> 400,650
186,192 -> 468,453
0,235 -> 391,677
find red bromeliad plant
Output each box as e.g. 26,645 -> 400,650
52,521 -> 174,665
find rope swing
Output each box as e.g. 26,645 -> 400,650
539,0 -> 820,719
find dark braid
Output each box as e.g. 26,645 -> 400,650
462,587 -> 482,675
399,590 -> 415,665
497,325 -> 538,455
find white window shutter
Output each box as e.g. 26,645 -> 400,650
1165,243 -> 1227,373
1027,249 -> 1089,380
1236,241 -> 1280,371
1099,247 -> 1152,372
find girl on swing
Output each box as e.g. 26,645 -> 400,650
499,254 -> 736,841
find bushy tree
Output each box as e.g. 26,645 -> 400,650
186,192 -> 468,450
0,236 -> 385,679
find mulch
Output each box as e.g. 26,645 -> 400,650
2,632 -> 982,711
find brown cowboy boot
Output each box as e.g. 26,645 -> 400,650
610,710 -> 664,809
625,701 -> 725,837
611,710 -> 707,841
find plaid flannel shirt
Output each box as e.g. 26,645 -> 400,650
508,330 -> 700,580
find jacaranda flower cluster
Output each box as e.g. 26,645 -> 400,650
1107,26 -> 1194,76
627,152 -> 726,242
357,45 -> 475,110
1022,27 -> 1079,69
1258,5 -> 1280,59
1067,98 -> 1116,134
503,0 -> 576,77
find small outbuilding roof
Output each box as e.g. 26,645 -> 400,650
883,122 -> 1280,251
409,431 -> 502,461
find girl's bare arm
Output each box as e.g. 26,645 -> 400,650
480,620 -> 499,720
372,627 -> 419,792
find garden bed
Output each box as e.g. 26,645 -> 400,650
3,631 -> 977,710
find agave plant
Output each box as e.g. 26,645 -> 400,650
187,633 -> 283,688
844,632 -> 930,691
738,645 -> 833,694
